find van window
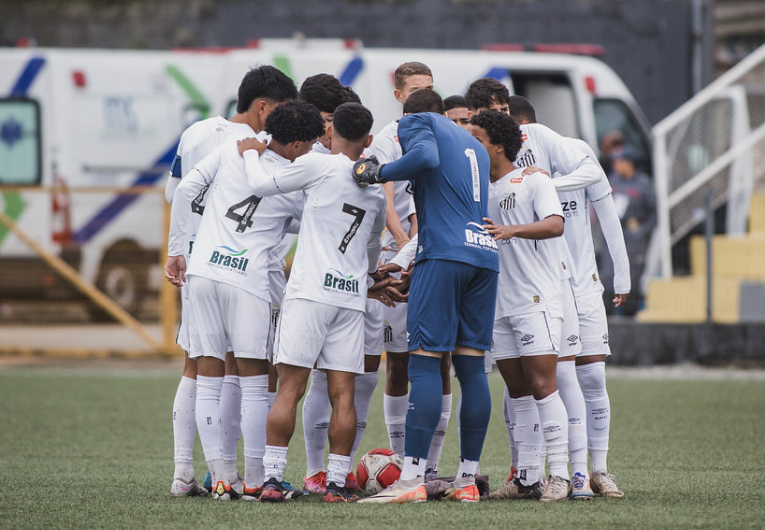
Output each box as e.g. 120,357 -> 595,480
511,73 -> 579,139
0,99 -> 41,185
225,99 -> 237,119
594,98 -> 652,174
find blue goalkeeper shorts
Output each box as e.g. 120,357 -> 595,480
407,259 -> 498,352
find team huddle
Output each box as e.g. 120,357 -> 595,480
164,61 -> 630,504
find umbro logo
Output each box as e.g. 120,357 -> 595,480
567,335 -> 579,344
602,333 -> 609,344
521,334 -> 535,346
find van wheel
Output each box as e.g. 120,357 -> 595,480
88,252 -> 148,322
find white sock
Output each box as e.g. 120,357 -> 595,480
425,393 -> 451,476
302,370 -> 330,476
220,374 -> 241,480
195,375 -> 224,479
400,456 -> 428,481
455,458 -> 479,488
384,393 -> 409,455
173,376 -> 196,481
263,445 -> 288,483
502,387 -> 518,470
351,371 -> 379,463
512,395 -> 542,485
327,453 -> 351,488
577,362 -> 610,473
240,374 -> 268,487
557,361 -> 588,477
536,390 -> 570,481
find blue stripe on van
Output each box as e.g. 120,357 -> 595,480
10,57 -> 46,97
483,67 -> 508,80
72,141 -> 179,243
338,56 -> 364,86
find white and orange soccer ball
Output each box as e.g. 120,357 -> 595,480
356,448 -> 403,495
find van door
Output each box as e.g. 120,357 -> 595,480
510,71 -> 580,140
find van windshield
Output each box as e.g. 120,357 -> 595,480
0,99 -> 41,185
594,98 -> 652,174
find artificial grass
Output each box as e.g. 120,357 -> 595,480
0,365 -> 763,529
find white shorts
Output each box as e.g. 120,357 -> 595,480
364,298 -> 384,356
491,311 -> 562,360
573,288 -> 612,357
275,298 -> 365,374
187,276 -> 271,361
381,302 -> 408,353
560,279 -> 583,358
176,283 -> 192,352
268,270 -> 287,357
484,349 -> 495,373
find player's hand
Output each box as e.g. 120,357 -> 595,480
368,275 -> 406,306
395,236 -> 410,252
614,293 -> 629,307
522,166 -> 549,177
237,137 -> 267,156
482,217 -> 516,241
379,262 -> 406,275
353,155 -> 385,188
164,255 -> 187,288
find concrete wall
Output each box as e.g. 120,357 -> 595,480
0,0 -> 714,125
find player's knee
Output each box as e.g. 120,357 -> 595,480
576,362 -> 607,397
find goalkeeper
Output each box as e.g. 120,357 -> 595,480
354,89 -> 499,504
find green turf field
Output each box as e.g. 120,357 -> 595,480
1,364 -> 763,529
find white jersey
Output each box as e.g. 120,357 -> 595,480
173,143 -> 302,301
556,138 -> 613,295
243,150 -> 386,311
488,168 -> 564,319
166,116 -> 260,260
515,123 -> 596,281
368,119 -> 413,251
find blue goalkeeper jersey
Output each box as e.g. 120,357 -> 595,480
380,112 -> 499,272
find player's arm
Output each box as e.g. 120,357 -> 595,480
382,182 -> 410,249
165,153 -> 183,204
388,234 -> 418,271
531,126 -> 601,192
483,172 -> 564,240
379,116 -> 439,182
243,149 -> 317,196
587,177 -> 631,306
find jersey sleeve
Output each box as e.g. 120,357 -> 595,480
243,150 -> 321,196
591,195 -> 631,294
167,166 -> 211,257
530,127 -> 600,192
531,172 -> 564,220
367,194 -> 387,273
380,115 -> 439,182
367,123 -> 400,164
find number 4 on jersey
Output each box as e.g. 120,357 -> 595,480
225,195 -> 263,233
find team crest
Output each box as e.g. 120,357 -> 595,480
499,192 -> 516,210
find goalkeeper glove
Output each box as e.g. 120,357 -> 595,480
353,155 -> 386,188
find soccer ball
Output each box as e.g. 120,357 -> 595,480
356,448 -> 403,495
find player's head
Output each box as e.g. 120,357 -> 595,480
236,65 -> 298,132
444,95 -> 470,129
507,95 -> 537,124
465,78 -> 510,116
402,89 -> 444,115
299,73 -> 350,149
469,109 -> 523,163
330,102 -> 374,150
393,62 -> 434,106
344,85 -> 362,104
264,100 -> 325,161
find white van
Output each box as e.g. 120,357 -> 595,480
0,43 -> 652,318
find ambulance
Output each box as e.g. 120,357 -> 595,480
0,41 -> 652,318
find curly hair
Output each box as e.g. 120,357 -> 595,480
264,100 -> 325,145
464,77 -> 510,111
299,74 -> 349,114
332,102 -> 374,142
469,110 -> 523,162
236,65 -> 298,114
